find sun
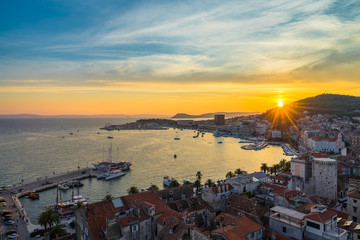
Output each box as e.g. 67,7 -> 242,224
277,100 -> 283,107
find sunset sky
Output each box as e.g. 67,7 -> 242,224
1,0 -> 360,115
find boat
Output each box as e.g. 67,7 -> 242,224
28,191 -> 39,200
107,135 -> 113,139
93,143 -> 132,171
67,180 -> 83,188
174,137 -> 180,140
105,169 -> 126,181
174,154 -> 177,158
183,179 -> 194,184
69,132 -> 73,135
58,183 -> 69,190
163,176 -> 174,187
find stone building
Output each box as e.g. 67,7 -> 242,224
311,158 -> 338,200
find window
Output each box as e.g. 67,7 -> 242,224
282,227 -> 287,233
353,216 -> 358,222
307,221 -> 320,230
354,199 -> 358,204
354,206 -> 358,213
132,225 -> 138,232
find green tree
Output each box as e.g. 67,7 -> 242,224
49,224 -> 68,239
127,186 -> 139,195
196,171 -> 202,181
205,179 -> 216,187
149,184 -> 159,191
269,167 -> 274,175
169,180 -> 180,188
226,171 -> 235,178
38,208 -> 59,230
260,163 -> 269,173
103,194 -> 113,201
234,168 -> 243,175
73,201 -> 84,212
194,179 -> 201,195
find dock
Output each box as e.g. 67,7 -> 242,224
9,167 -> 94,197
0,167 -> 95,240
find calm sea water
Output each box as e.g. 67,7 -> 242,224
0,118 -> 291,222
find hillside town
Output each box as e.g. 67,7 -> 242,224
74,111 -> 360,240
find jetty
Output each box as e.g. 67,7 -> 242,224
8,167 -> 94,197
0,168 -> 95,240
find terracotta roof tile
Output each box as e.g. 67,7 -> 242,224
305,210 -> 337,223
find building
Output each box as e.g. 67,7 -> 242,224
225,172 -> 267,195
291,156 -> 312,181
269,205 -> 347,240
201,184 -> 233,204
306,133 -> 345,153
214,114 -> 225,126
212,214 -> 264,240
269,206 -> 306,240
271,130 -> 282,139
311,158 -> 337,200
76,191 -> 183,240
347,186 -> 360,223
350,132 -> 360,148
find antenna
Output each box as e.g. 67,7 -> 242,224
117,146 -> 119,161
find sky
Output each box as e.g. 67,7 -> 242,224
1,0 -> 360,115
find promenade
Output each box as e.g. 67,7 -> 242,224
0,167 -> 95,240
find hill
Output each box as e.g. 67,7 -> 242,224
263,94 -> 360,128
172,112 -> 259,119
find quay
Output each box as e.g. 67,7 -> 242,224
0,167 -> 95,240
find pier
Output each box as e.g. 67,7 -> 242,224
0,167 -> 95,240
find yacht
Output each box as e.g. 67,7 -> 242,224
105,169 -> 126,181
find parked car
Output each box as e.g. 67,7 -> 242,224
4,220 -> 14,225
7,233 -> 19,239
11,190 -> 17,194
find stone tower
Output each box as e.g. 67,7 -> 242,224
312,158 -> 337,200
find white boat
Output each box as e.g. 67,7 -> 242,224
183,179 -> 194,184
163,176 -> 174,187
105,169 -> 126,181
57,183 -> 69,190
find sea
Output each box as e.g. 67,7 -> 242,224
0,118 -> 291,223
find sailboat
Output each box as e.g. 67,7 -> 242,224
55,186 -> 88,217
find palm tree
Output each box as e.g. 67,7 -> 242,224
284,161 -> 291,172
226,171 -> 234,179
38,208 -> 59,230
269,167 -> 274,175
103,194 -> 113,201
169,180 -> 180,188
149,184 -> 159,191
260,163 -> 269,173
73,201 -> 84,212
205,179 -> 216,187
279,159 -> 287,171
194,179 -> 201,195
127,186 -> 139,195
49,224 -> 68,239
234,168 -> 242,175
196,171 -> 202,181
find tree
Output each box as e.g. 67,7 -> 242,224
127,186 -> 139,195
49,224 -> 68,239
73,201 -> 84,212
234,168 -> 243,175
194,180 -> 201,195
205,179 -> 216,187
196,171 -> 202,181
169,180 -> 180,188
38,208 -> 59,230
260,163 -> 269,173
269,167 -> 274,175
149,184 -> 159,191
226,171 -> 234,179
279,159 -> 287,170
103,194 -> 113,201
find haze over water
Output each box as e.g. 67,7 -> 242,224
0,118 -> 291,222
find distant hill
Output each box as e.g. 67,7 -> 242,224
0,114 -> 171,119
172,112 -> 259,119
263,94 -> 360,125
288,94 -> 360,115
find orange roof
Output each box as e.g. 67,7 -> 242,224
212,216 -> 263,240
305,210 -> 337,223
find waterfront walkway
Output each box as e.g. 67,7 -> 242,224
0,168 -> 94,240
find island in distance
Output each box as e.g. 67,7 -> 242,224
171,112 -> 259,119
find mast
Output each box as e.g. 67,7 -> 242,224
56,187 -> 59,206
102,145 -> 105,162
116,146 -> 119,161
108,143 -> 113,162
72,186 -> 75,201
